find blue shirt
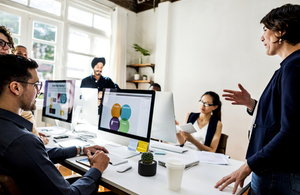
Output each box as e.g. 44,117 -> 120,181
0,108 -> 102,195
246,49 -> 300,175
80,74 -> 118,91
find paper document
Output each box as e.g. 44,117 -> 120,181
195,151 -> 229,165
54,139 -> 90,148
176,123 -> 197,134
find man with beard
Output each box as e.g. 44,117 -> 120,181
80,57 -> 119,110
0,55 -> 110,194
80,57 -> 119,91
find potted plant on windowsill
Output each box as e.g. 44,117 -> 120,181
133,43 -> 150,64
138,152 -> 157,177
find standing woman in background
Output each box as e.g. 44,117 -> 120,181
177,91 -> 222,152
215,4 -> 300,195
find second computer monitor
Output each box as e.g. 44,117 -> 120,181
151,92 -> 177,143
99,88 -> 155,143
73,88 -> 98,126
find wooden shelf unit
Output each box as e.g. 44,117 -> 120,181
126,63 -> 155,89
126,63 -> 155,73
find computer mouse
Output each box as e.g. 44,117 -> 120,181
116,165 -> 132,173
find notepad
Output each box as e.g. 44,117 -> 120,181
177,123 -> 197,134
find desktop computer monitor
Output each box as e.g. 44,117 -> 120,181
98,88 -> 155,143
151,92 -> 177,143
42,80 -> 75,126
73,87 -> 98,126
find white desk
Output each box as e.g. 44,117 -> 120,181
39,126 -> 250,195
63,147 -> 250,195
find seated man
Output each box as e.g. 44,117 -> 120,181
0,54 -> 110,195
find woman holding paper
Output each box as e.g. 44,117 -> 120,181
215,4 -> 300,194
176,91 -> 222,152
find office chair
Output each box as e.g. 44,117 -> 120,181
216,133 -> 228,154
0,174 -> 21,195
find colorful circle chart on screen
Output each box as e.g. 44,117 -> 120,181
109,103 -> 131,133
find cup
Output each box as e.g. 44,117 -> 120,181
166,159 -> 185,191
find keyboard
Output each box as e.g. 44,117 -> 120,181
76,153 -> 128,167
106,153 -> 128,166
150,141 -> 188,153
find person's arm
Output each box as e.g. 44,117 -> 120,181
8,134 -> 104,195
181,121 -> 222,152
176,113 -> 190,145
223,83 -> 256,113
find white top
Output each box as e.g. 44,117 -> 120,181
184,122 -> 208,150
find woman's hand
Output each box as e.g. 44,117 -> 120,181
223,83 -> 255,110
179,131 -> 195,143
215,163 -> 252,194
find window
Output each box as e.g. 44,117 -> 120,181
66,27 -> 110,78
0,11 -> 21,45
1,0 -> 112,80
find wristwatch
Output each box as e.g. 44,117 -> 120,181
80,146 -> 85,155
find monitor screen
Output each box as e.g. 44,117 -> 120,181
99,88 -> 155,142
73,87 -> 98,126
42,80 -> 75,124
151,92 -> 177,143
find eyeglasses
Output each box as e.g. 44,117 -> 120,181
0,39 -> 13,49
199,100 -> 214,107
17,81 -> 43,91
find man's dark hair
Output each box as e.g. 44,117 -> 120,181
0,26 -> 14,51
260,4 -> 300,45
0,55 -> 38,96
149,83 -> 161,91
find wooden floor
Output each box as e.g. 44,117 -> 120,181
56,164 -> 110,193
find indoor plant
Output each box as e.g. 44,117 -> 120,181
138,152 -> 157,176
133,43 -> 150,64
142,75 -> 147,80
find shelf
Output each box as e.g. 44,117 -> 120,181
126,63 -> 155,73
127,80 -> 153,89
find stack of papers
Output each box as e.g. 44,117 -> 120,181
195,151 -> 229,165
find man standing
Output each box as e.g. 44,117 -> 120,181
0,55 -> 109,195
81,57 -> 119,91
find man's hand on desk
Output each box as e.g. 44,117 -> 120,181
83,145 -> 109,155
214,163 -> 251,194
87,149 -> 110,173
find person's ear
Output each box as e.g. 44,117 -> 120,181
212,105 -> 218,111
9,82 -> 22,96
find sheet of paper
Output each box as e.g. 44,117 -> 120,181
137,140 -> 148,153
195,151 -> 229,165
55,139 -> 90,148
128,139 -> 139,151
177,123 -> 197,134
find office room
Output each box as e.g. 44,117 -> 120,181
1,0 -> 300,194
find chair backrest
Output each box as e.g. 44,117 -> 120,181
0,174 -> 21,195
216,133 -> 228,154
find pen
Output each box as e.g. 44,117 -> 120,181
53,139 -> 63,147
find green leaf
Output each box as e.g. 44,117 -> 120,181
133,43 -> 150,56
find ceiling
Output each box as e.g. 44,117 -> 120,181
106,0 -> 180,13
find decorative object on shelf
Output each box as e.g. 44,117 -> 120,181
138,152 -> 157,176
133,43 -> 150,64
143,75 -> 147,80
134,72 -> 140,80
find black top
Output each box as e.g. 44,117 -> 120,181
80,74 -> 119,91
187,112 -> 219,147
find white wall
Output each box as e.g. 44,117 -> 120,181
127,0 -> 300,161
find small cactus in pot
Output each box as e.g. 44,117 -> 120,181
138,152 -> 157,176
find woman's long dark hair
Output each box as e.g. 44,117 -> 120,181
201,91 -> 222,121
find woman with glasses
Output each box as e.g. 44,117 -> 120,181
0,25 -> 14,54
176,91 -> 222,152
